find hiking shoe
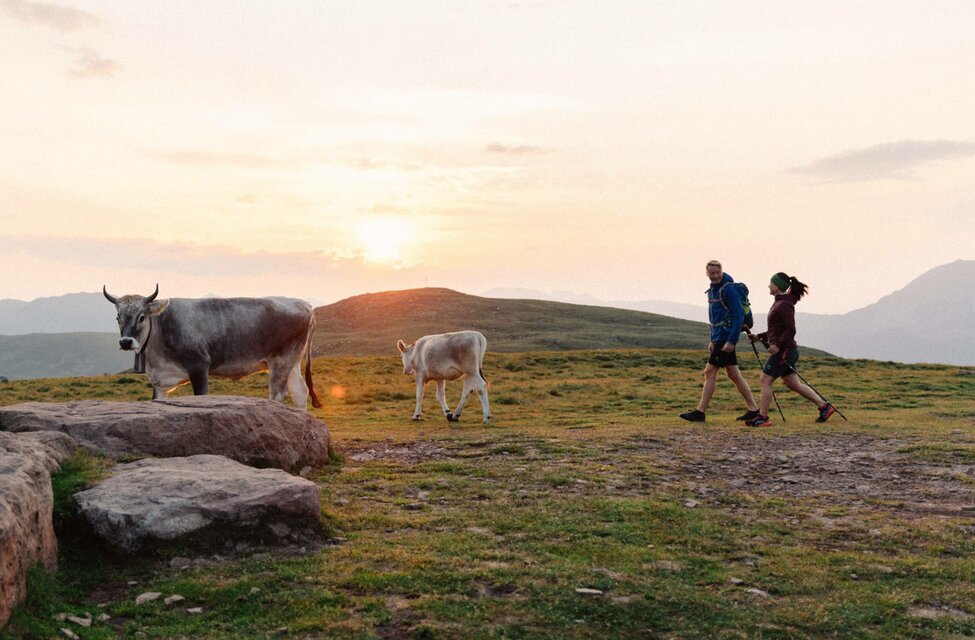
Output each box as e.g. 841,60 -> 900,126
679,409 -> 706,422
746,415 -> 771,427
737,409 -> 760,421
816,403 -> 836,423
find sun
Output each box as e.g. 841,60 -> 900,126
357,216 -> 412,263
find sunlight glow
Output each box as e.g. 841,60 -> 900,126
357,216 -> 413,263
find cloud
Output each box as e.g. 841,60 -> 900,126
792,139 -> 975,182
0,0 -> 101,32
0,234 -> 434,302
65,47 -> 120,78
485,143 -> 549,155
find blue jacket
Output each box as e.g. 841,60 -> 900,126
707,273 -> 744,346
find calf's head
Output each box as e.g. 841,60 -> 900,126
103,284 -> 170,352
396,340 -> 415,375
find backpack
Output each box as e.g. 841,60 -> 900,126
716,282 -> 753,331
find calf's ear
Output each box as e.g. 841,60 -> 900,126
148,299 -> 171,316
397,339 -> 407,353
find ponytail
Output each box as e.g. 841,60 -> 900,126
772,272 -> 808,299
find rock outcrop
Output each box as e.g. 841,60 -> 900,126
74,455 -> 321,552
0,396 -> 330,471
0,430 -> 76,626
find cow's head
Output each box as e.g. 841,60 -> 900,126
103,284 -> 170,352
396,339 -> 415,375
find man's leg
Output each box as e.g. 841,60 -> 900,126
725,365 -> 758,411
696,363 -> 719,412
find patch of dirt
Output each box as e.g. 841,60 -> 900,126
340,439 -> 451,464
649,432 -> 975,518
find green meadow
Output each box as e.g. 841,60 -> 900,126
3,349 -> 975,639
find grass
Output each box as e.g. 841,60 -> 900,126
2,348 -> 974,638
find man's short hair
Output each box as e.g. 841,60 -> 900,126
706,260 -> 722,269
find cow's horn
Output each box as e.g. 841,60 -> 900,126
146,284 -> 159,303
103,286 -> 118,304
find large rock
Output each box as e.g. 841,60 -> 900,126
0,396 -> 330,471
0,430 -> 76,626
74,455 -> 321,552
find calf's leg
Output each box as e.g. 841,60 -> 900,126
412,375 -> 426,420
435,379 -> 456,421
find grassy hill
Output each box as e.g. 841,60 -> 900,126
312,287 -> 831,357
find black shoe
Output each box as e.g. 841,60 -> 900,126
745,414 -> 771,427
679,409 -> 706,422
737,409 -> 760,421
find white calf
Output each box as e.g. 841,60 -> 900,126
396,330 -> 491,423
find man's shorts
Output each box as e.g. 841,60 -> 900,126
763,347 -> 799,378
707,344 -> 738,368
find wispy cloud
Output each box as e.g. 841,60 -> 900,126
485,143 -> 549,155
792,139 -> 975,182
64,47 -> 120,78
0,0 -> 101,32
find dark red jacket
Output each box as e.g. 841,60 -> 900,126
757,293 -> 799,350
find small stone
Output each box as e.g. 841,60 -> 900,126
60,629 -> 80,640
333,498 -> 350,506
164,595 -> 185,606
729,577 -> 745,585
403,502 -> 424,510
187,607 -> 204,614
67,615 -> 92,627
575,588 -> 603,596
250,587 -> 261,595
745,588 -> 770,598
849,573 -> 859,580
269,522 -> 291,538
299,466 -> 312,477
683,499 -> 700,508
53,613 -> 68,621
135,592 -> 162,605
127,581 -> 140,586
170,557 -> 192,570
97,613 -> 111,622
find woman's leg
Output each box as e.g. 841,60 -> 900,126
782,373 -> 822,406
759,372 -> 776,417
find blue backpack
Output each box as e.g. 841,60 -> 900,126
716,282 -> 753,331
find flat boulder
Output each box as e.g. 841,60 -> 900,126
0,430 -> 76,626
0,396 -> 330,471
74,455 -> 321,552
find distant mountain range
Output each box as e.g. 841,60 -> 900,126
0,260 -> 971,378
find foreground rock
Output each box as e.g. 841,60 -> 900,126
0,396 -> 330,471
74,455 -> 321,552
0,430 -> 76,626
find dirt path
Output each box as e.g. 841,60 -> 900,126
338,431 -> 975,519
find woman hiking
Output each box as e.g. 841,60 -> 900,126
745,272 -> 836,427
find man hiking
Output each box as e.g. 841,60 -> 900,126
679,260 -> 759,423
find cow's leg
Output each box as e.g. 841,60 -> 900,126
474,374 -> 491,423
435,379 -> 456,422
267,364 -> 290,404
451,376 -> 475,421
286,363 -> 309,410
188,368 -> 209,396
412,375 -> 426,420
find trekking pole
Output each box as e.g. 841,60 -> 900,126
746,333 -> 785,422
784,363 -> 848,421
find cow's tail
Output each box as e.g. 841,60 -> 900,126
305,346 -> 322,408
304,319 -> 322,408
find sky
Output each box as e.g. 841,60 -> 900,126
1,0 -> 973,315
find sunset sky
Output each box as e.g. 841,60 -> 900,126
2,0 -> 973,314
